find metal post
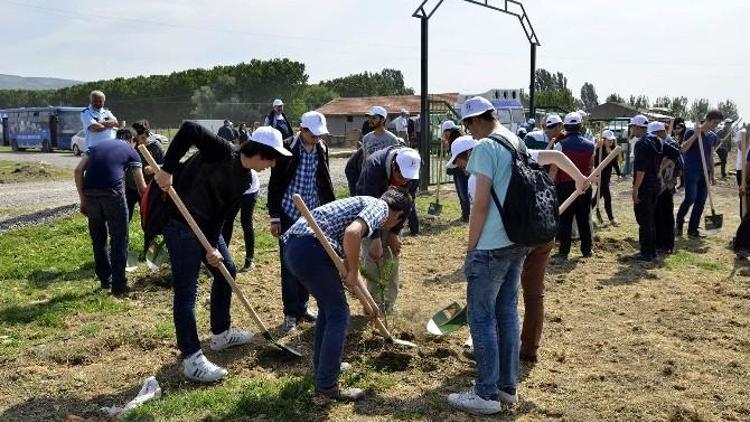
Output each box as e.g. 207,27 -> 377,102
419,16 -> 430,191
529,43 -> 537,120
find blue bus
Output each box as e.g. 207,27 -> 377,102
1,106 -> 84,152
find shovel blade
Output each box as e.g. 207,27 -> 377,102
262,331 -> 304,358
427,302 -> 467,336
705,213 -> 723,233
427,202 -> 442,216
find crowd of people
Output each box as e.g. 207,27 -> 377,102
72,88 -> 749,414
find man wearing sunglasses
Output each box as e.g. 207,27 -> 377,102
268,111 -> 335,333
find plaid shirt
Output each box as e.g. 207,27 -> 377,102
282,196 -> 389,255
281,146 -> 319,220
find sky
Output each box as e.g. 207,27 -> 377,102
0,0 -> 748,118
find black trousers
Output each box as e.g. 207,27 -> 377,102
592,169 -> 614,221
221,193 -> 257,262
557,182 -> 593,257
634,189 -> 658,258
654,190 -> 675,252
126,188 -> 140,222
717,148 -> 728,178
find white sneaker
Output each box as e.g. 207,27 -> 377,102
447,388 -> 502,415
182,350 -> 227,383
340,362 -> 352,372
210,328 -> 253,351
282,315 -> 297,333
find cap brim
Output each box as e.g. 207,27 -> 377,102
400,166 -> 420,180
304,124 -> 329,136
274,145 -> 292,157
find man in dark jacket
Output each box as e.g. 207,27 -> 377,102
355,145 -> 421,313
268,111 -> 335,333
125,120 -> 164,221
264,99 -> 294,139
217,120 -> 238,143
154,122 -> 290,383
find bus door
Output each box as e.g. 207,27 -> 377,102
49,114 -> 59,148
1,116 -> 7,146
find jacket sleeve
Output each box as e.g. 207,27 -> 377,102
318,141 -> 336,205
356,155 -> 387,198
162,121 -> 233,173
267,163 -> 284,222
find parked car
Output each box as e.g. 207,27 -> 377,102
71,129 -> 86,156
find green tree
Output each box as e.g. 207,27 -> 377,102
689,98 -> 711,122
669,96 -> 689,118
717,99 -> 739,121
580,82 -> 599,110
320,69 -> 413,97
628,95 -> 650,110
606,93 -> 625,103
653,96 -> 671,108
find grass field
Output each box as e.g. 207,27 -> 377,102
1,179 -> 749,421
0,160 -> 70,183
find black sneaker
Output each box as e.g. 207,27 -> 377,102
628,253 -> 653,262
314,386 -> 365,403
687,230 -> 705,238
100,279 -> 112,290
111,286 -> 131,298
675,223 -> 684,237
519,352 -> 538,363
238,259 -> 255,273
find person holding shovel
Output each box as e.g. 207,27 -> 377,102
282,188 -> 413,401
355,145 -> 421,314
654,123 -> 683,255
154,123 -> 291,383
591,130 -> 621,226
676,110 -> 724,238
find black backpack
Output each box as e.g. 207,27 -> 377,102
488,134 -> 559,247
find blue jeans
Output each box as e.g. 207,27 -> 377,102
164,219 -> 235,357
284,235 -> 349,390
676,172 -> 708,233
453,171 -> 471,220
278,213 -> 310,318
465,245 -> 528,399
85,189 -> 129,290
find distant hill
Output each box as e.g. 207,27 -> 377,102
0,74 -> 83,90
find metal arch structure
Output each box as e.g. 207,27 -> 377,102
412,0 -> 540,189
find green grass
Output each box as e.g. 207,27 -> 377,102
0,160 -> 70,183
663,250 -> 725,272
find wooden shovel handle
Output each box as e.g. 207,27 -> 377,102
136,145 -> 271,335
292,194 -> 394,341
695,128 -> 716,211
559,146 -> 622,214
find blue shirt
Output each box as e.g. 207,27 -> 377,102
682,129 -> 716,176
466,127 -> 520,250
281,145 -> 319,220
83,140 -> 142,192
80,105 -> 117,150
282,196 -> 389,255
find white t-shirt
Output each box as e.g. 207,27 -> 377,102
736,129 -> 748,171
244,170 -> 259,195
394,116 -> 410,132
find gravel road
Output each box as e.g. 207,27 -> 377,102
0,156 -> 350,230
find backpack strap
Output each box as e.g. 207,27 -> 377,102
485,134 -> 517,219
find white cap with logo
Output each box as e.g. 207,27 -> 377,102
629,115 -> 649,127
564,112 -> 582,126
647,121 -> 666,134
394,148 -> 421,180
461,96 -> 495,121
447,135 -> 478,168
441,120 -> 459,132
366,105 -> 388,119
250,126 -> 292,156
545,114 -> 563,127
300,111 -> 329,136
272,99 -> 284,107
602,129 -> 617,140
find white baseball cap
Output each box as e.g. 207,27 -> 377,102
461,96 -> 495,121
250,126 -> 292,156
516,127 -> 528,136
300,111 -> 329,136
528,118 -> 536,125
576,109 -> 588,118
564,112 -> 582,126
602,129 -> 617,140
272,99 -> 284,107
647,121 -> 666,133
366,105 -> 388,119
629,115 -> 649,127
441,120 -> 459,132
545,114 -> 563,127
446,135 -> 478,168
394,148 -> 421,180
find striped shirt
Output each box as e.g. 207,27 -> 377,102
282,196 -> 389,255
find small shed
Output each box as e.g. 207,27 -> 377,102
316,93 -> 458,145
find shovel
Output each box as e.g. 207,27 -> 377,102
137,145 -> 303,359
292,194 -> 417,348
426,301 -> 467,336
696,128 -> 723,234
593,125 -> 605,225
428,139 -> 444,216
559,146 -> 622,214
